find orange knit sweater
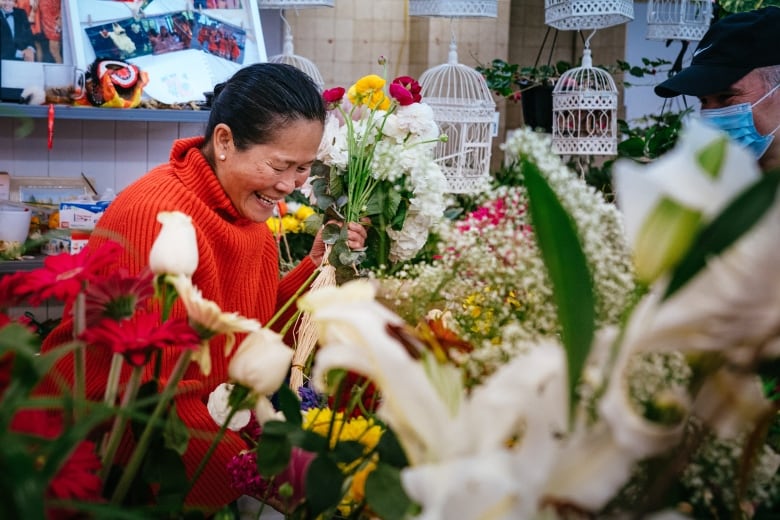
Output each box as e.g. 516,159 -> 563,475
39,137 -> 317,512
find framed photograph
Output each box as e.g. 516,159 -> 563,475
64,0 -> 266,103
1,0 -> 74,100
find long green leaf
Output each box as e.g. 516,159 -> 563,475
523,160 -> 596,411
664,170 -> 780,300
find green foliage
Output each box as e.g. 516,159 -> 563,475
523,159 -> 595,413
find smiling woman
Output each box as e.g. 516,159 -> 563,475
33,62 -> 367,515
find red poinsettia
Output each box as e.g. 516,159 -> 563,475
10,241 -> 123,306
84,267 -> 155,326
79,311 -> 201,367
389,75 -> 422,106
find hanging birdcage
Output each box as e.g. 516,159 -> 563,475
267,12 -> 324,90
409,0 -> 497,17
419,41 -> 496,193
545,0 -> 633,30
552,45 -> 618,156
257,0 -> 334,7
646,0 -> 712,41
260,6 -> 326,91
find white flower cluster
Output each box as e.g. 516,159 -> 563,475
378,127 -> 636,379
318,102 -> 447,263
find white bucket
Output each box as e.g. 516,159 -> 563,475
0,203 -> 33,243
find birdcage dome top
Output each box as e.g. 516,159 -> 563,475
545,0 -> 634,30
409,0 -> 497,18
257,0 -> 334,8
268,53 -> 325,90
419,58 -> 495,106
646,0 -> 713,41
552,49 -> 617,94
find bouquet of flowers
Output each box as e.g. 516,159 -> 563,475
312,64 -> 448,276
0,211 -> 296,519
266,195 -> 322,274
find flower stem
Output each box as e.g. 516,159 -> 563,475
103,353 -> 124,405
110,350 -> 193,505
265,266 -> 321,330
100,365 -> 142,483
186,408 -> 235,492
73,292 -> 86,419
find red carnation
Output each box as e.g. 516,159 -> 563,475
80,311 -> 201,367
389,76 -> 422,106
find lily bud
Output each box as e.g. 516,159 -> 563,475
149,211 -> 199,277
632,197 -> 702,285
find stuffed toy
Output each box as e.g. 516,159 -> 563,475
75,58 -> 149,108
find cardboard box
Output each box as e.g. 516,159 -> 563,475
43,230 -> 91,255
59,201 -> 110,230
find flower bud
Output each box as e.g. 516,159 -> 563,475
229,328 -> 293,396
149,211 -> 199,277
632,197 -> 702,285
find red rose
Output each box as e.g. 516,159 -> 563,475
322,87 -> 345,106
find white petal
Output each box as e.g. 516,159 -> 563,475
149,211 -> 199,276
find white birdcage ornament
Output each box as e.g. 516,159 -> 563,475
258,1 -> 332,91
419,40 -> 496,193
646,0 -> 713,41
409,0 -> 497,17
552,41 -> 618,156
545,0 -> 633,30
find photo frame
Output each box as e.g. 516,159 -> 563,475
1,0 -> 75,100
64,0 -> 267,104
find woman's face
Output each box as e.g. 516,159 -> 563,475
214,119 -> 323,223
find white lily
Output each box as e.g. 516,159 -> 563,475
149,211 -> 199,277
613,119 -> 760,283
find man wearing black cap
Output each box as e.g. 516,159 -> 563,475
655,6 -> 780,172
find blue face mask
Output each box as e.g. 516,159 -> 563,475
700,83 -> 780,159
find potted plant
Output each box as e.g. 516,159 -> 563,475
477,58 -> 572,132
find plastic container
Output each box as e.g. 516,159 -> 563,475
0,202 -> 33,243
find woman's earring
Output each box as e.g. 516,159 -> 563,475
219,154 -> 226,161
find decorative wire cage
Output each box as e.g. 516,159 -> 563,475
545,0 -> 634,30
409,0 -> 498,18
266,11 -> 325,90
552,41 -> 618,156
419,40 -> 496,193
646,0 -> 712,41
257,0 -> 334,8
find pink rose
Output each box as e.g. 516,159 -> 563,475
389,76 -> 422,106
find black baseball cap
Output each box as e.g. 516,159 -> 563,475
655,6 -> 780,98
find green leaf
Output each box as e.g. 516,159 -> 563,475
296,429 -> 329,453
365,464 -> 415,520
523,159 -> 595,412
329,440 -> 365,464
305,455 -> 344,516
256,433 -> 292,477
277,385 -> 303,427
373,427 -> 409,468
616,137 -> 646,158
321,223 -> 342,245
142,444 -> 188,510
664,170 -> 780,300
162,402 -> 190,456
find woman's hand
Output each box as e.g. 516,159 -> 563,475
309,220 -> 368,265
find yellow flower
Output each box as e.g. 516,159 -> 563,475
295,205 -> 315,221
348,74 -> 390,110
266,217 -> 281,234
281,214 -> 301,233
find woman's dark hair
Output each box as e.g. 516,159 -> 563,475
204,63 -> 325,150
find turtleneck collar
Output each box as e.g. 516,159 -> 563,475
168,136 -> 255,225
